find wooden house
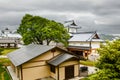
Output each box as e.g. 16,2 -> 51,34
7,44 -> 80,80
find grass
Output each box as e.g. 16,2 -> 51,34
80,60 -> 95,66
0,66 -> 11,80
1,48 -> 18,55
4,71 -> 11,80
0,58 -> 11,80
80,78 -> 89,80
0,48 -> 17,80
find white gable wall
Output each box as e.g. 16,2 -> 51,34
69,28 -> 77,33
91,42 -> 100,49
69,41 -> 100,48
69,41 -> 90,47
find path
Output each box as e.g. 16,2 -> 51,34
80,65 -> 98,75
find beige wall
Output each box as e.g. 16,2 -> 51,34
59,67 -> 65,80
29,49 -> 61,61
59,60 -> 78,67
22,65 -> 50,80
74,65 -> 79,77
20,48 -> 62,80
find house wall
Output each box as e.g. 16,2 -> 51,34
20,49 -> 62,80
69,28 -> 77,33
59,60 -> 79,80
22,65 -> 50,80
69,41 -> 100,54
69,41 -> 90,47
69,41 -> 100,48
50,67 -> 58,79
91,42 -> 100,49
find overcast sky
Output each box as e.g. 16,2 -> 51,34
0,0 -> 120,34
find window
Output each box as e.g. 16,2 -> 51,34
85,53 -> 87,57
50,65 -> 55,73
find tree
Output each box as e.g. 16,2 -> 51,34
17,14 -> 70,46
88,40 -> 120,80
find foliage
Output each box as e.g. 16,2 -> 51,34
0,48 -> 12,80
0,58 -> 11,80
80,60 -> 95,66
4,71 -> 11,80
0,48 -> 3,55
88,40 -> 120,80
1,48 -> 18,55
17,14 -> 70,46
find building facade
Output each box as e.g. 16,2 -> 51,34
7,44 -> 80,80
68,31 -> 103,59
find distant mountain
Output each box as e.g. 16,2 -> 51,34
98,34 -> 115,41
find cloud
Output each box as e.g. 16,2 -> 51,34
0,0 -> 120,34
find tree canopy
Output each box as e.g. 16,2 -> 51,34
89,40 -> 120,80
17,14 -> 70,46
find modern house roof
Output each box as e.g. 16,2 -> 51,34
69,31 -> 103,42
7,44 -> 56,66
48,53 -> 76,66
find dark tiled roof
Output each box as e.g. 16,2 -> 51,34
48,53 -> 76,66
7,44 -> 55,66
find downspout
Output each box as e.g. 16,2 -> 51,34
78,59 -> 80,77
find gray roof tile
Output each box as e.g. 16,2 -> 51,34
69,33 -> 94,42
7,44 -> 55,66
47,53 -> 75,66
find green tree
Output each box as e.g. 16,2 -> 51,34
89,40 -> 120,80
17,14 -> 70,46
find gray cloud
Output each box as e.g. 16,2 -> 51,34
0,0 -> 120,34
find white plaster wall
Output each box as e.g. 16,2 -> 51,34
69,42 -> 100,49
69,28 -> 77,33
91,42 -> 100,48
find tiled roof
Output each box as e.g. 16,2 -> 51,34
48,53 -> 76,66
69,32 -> 95,41
7,44 -> 55,66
